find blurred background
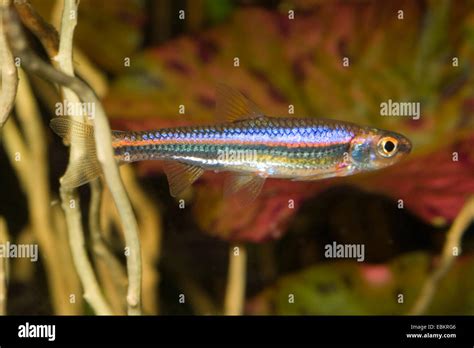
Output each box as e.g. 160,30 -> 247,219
0,0 -> 474,315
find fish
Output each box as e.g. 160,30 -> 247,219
50,84 -> 412,200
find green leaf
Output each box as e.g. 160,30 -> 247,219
247,252 -> 474,315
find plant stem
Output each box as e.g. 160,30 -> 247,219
3,3 -> 142,315
224,243 -> 247,315
0,0 -> 18,128
0,216 -> 8,315
409,196 -> 474,314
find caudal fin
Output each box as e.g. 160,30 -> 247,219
50,117 -> 102,189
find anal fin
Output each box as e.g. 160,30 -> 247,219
224,173 -> 266,203
163,162 -> 204,197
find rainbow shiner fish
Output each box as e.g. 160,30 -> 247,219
50,85 -> 412,200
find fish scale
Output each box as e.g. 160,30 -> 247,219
111,116 -> 357,177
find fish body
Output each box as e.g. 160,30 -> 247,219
50,85 -> 412,199
113,117 -> 367,179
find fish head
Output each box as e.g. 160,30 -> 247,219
348,128 -> 412,171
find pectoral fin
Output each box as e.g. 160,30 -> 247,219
291,169 -> 348,181
163,162 -> 204,197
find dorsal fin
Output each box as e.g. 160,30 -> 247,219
216,84 -> 263,122
163,161 -> 204,197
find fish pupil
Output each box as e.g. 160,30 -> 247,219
384,140 -> 395,153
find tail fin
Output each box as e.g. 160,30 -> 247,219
50,117 -> 102,189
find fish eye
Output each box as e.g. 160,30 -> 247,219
377,137 -> 398,157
